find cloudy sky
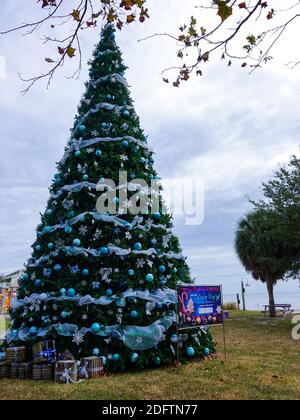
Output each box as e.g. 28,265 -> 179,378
0,0 -> 299,306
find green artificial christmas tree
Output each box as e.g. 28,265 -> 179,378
3,24 -> 215,372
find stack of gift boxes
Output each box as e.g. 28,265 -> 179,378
0,341 -> 105,383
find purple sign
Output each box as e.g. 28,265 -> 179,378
178,285 -> 223,329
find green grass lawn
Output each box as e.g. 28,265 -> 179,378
0,311 -> 299,400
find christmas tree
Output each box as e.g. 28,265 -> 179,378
4,24 -> 215,372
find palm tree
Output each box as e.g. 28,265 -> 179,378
235,209 -> 294,317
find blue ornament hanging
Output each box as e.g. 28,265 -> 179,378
67,288 -> 76,297
29,327 -> 38,336
61,311 -> 69,319
186,347 -> 195,357
60,288 -> 67,296
128,269 -> 135,277
130,310 -> 138,318
54,264 -> 62,272
82,268 -> 89,276
112,353 -> 120,362
64,226 -> 73,234
91,323 -> 101,334
134,242 -> 142,251
83,174 -> 89,181
159,265 -> 166,273
140,157 -> 146,164
145,273 -> 154,283
35,245 -> 42,252
172,267 -> 178,274
153,356 -> 161,366
44,226 -> 52,234
95,149 -> 102,157
100,247 -> 109,255
106,288 -> 113,296
123,110 -> 130,118
93,348 -> 100,357
153,212 -> 161,220
73,238 -> 81,247
78,124 -> 86,132
46,209 -> 53,215
204,348 -> 210,356
122,140 -> 129,147
47,243 -> 54,250
130,352 -> 139,363
75,150 -> 81,158
35,279 -> 42,287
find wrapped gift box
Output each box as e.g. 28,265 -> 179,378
6,347 -> 26,364
55,360 -> 78,384
32,340 -> 56,364
32,364 -> 53,380
0,362 -> 10,379
79,356 -> 104,379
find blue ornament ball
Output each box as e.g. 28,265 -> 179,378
35,245 -> 42,252
64,226 -> 73,234
54,173 -> 60,180
29,326 -> 38,336
83,174 -> 89,181
35,279 -> 42,287
22,274 -> 28,281
106,288 -> 113,296
130,310 -> 138,318
153,212 -> 161,220
44,226 -> 52,234
204,347 -> 210,356
60,288 -> 66,296
130,352 -> 139,363
128,269 -> 135,277
67,288 -> 76,297
145,273 -> 154,283
186,346 -> 195,357
95,149 -> 102,157
122,140 -> 129,147
153,356 -> 161,366
170,334 -> 178,344
73,239 -> 81,247
82,268 -> 89,276
172,267 -> 178,274
100,247 -> 109,256
159,265 -> 166,273
46,209 -> 53,215
134,242 -> 142,251
123,110 -> 130,118
75,150 -> 81,158
112,353 -> 120,362
54,264 -> 62,272
91,323 -> 101,334
61,311 -> 69,319
47,243 -> 54,250
93,348 -> 100,357
78,124 -> 86,132
140,157 -> 146,164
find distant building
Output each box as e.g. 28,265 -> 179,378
0,269 -> 24,289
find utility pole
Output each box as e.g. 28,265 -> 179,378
236,294 -> 240,311
241,281 -> 246,311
